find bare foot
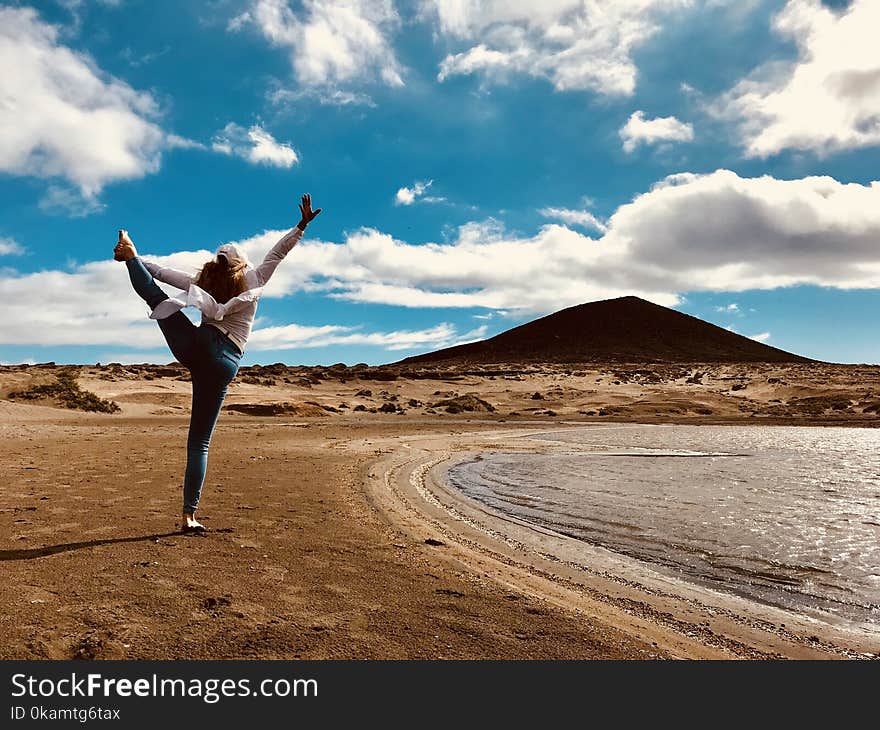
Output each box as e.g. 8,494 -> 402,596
114,229 -> 137,261
182,514 -> 206,532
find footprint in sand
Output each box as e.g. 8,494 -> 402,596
69,631 -> 126,660
28,521 -> 80,536
260,565 -> 288,584
22,586 -> 58,605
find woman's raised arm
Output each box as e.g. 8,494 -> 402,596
252,193 -> 321,287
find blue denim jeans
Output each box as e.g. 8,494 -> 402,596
126,256 -> 242,514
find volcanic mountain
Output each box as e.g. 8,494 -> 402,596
396,296 -> 810,365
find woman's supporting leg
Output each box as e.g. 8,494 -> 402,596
182,376 -> 229,515
125,256 -> 196,366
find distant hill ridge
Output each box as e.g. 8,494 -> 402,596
397,296 -> 811,365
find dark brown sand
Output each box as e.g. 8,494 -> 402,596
1,416 -> 674,659
1,361 -> 879,659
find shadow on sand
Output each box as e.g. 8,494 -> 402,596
0,532 -> 184,561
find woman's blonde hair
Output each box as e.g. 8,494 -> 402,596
194,255 -> 248,304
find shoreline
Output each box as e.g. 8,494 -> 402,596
2,414 -> 678,660
4,362 -> 880,659
362,423 -> 880,659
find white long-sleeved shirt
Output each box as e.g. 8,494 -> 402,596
142,226 -> 304,354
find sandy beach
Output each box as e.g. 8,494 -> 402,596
2,361 -> 879,659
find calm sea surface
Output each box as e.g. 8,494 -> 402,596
447,425 -> 880,628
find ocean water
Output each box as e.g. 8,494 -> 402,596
446,425 -> 880,628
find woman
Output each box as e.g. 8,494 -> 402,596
114,194 -> 322,532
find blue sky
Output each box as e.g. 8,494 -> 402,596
2,0 -> 880,365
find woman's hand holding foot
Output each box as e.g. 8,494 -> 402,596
114,229 -> 137,261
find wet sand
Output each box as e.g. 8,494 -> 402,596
2,362 -> 879,659
367,427 -> 880,659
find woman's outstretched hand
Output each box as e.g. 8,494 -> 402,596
297,193 -> 321,230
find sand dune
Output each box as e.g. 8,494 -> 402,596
2,360 -> 874,424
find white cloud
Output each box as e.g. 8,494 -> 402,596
38,185 -> 107,217
716,0 -> 880,157
166,134 -> 206,151
607,169 -> 880,292
0,7 -> 165,197
619,110 -> 694,152
248,322 -> 487,351
0,238 -> 24,256
0,259 -> 172,347
269,86 -> 376,107
437,44 -> 529,83
715,303 -> 739,313
538,206 -> 607,233
238,0 -> 404,91
53,0 -> 125,35
213,218 -> 678,314
428,0 -> 694,96
62,0 -> 125,7
228,10 -> 252,32
119,45 -> 171,68
175,169 -> 880,316
7,169 -> 880,349
0,248 -> 487,354
394,179 -> 443,205
211,123 -> 299,168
